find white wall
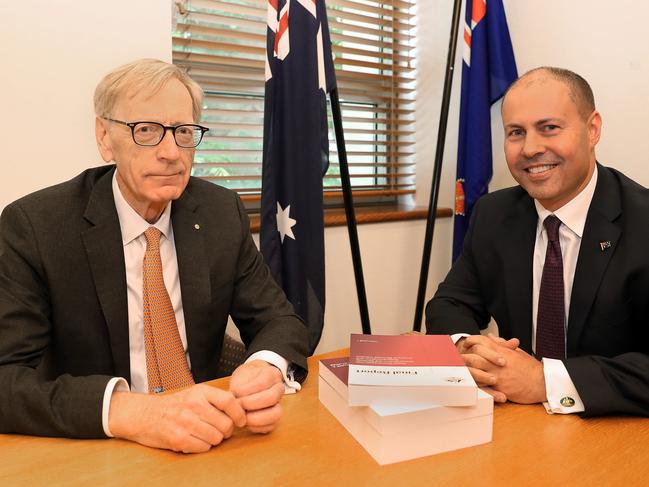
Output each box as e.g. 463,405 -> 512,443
3,1 -> 648,355
0,0 -> 171,210
495,0 -> 649,190
308,219 -> 451,354
415,0 -> 463,210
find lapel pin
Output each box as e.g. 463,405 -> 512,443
599,241 -> 611,251
194,223 -> 201,230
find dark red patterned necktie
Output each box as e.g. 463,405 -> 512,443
536,215 -> 566,360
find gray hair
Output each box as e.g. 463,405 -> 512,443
93,58 -> 203,122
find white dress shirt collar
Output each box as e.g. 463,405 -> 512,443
111,170 -> 172,245
533,165 -> 598,238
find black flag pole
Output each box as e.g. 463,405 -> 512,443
330,87 -> 372,335
413,0 -> 464,332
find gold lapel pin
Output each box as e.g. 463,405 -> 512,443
194,223 -> 200,230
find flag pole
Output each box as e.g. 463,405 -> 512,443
330,87 -> 372,335
412,0 -> 463,332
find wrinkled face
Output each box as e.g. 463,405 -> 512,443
95,78 -> 195,221
502,75 -> 601,211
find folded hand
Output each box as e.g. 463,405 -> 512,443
109,384 -> 247,453
230,360 -> 285,434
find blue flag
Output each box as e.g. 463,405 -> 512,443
261,0 -> 336,353
453,0 -> 517,261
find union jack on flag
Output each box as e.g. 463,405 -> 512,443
260,0 -> 336,353
453,0 -> 517,261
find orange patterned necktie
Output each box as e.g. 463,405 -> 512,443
142,227 -> 194,393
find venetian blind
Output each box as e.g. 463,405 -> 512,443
172,0 -> 416,205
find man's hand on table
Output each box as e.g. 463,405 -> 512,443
107,360 -> 285,453
230,360 -> 285,434
457,334 -> 546,404
108,384 -> 246,453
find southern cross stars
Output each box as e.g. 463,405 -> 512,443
276,202 -> 296,243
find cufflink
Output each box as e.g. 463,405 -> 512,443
560,396 -> 575,407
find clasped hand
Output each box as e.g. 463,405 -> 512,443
457,334 -> 546,405
109,360 -> 285,453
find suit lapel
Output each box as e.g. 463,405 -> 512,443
171,187 -> 211,379
81,167 -> 131,381
567,166 -> 621,355
503,193 -> 537,352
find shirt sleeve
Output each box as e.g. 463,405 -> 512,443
451,333 -> 470,343
102,377 -> 130,437
542,358 -> 585,414
246,350 -> 301,394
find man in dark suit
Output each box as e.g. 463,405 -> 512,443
426,67 -> 649,417
0,59 -> 309,452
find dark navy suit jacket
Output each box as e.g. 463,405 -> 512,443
427,164 -> 649,416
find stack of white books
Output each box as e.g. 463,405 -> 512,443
318,334 -> 493,465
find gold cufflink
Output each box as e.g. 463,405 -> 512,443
560,396 -> 575,407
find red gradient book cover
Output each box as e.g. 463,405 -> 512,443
347,334 -> 476,406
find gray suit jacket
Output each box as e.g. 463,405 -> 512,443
427,164 -> 649,416
0,166 -> 308,438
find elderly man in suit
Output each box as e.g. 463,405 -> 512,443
426,67 -> 649,417
0,59 -> 309,452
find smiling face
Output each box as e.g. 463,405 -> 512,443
502,73 -> 602,211
95,78 -> 195,222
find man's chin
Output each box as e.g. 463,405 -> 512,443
516,177 -> 555,200
148,185 -> 186,203
524,186 -> 565,210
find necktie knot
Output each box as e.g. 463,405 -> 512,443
544,215 -> 562,243
144,227 -> 161,249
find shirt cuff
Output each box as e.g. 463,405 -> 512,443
102,377 -> 130,437
542,358 -> 585,414
451,333 -> 470,344
246,350 -> 301,394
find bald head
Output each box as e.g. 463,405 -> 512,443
503,67 -> 595,120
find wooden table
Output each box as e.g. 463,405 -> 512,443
1,350 -> 648,486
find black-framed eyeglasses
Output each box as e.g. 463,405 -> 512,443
102,117 -> 209,148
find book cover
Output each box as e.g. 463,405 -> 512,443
320,357 -> 492,430
319,357 -> 350,399
318,363 -> 493,465
347,334 -> 477,407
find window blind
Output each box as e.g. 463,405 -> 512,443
172,0 -> 416,205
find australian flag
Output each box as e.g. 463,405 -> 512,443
260,0 -> 336,353
453,0 -> 517,261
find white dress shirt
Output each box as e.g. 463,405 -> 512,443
102,172 -> 299,436
453,166 -> 598,414
532,166 -> 597,414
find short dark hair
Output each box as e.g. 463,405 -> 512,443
503,67 -> 596,119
